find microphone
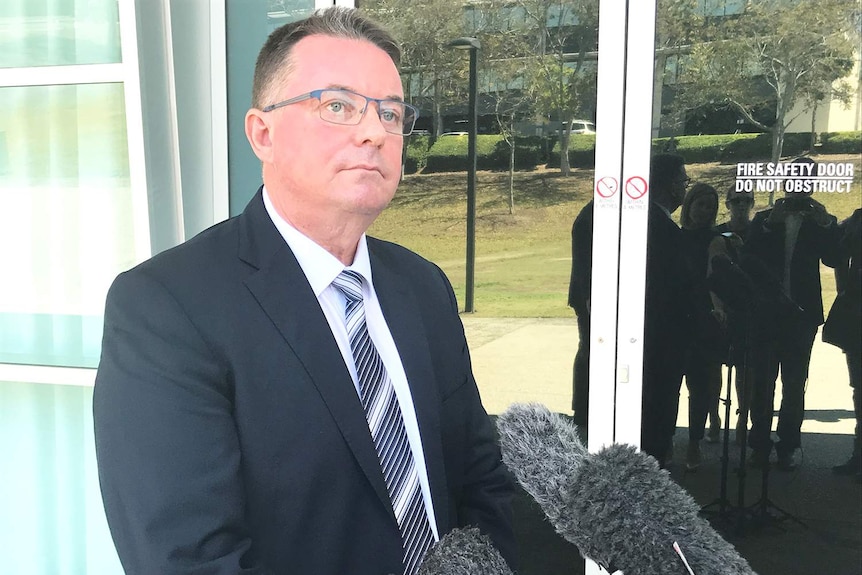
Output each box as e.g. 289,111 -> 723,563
415,527 -> 513,575
496,403 -> 757,575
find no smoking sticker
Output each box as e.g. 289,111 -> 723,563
625,176 -> 648,200
596,177 -> 618,198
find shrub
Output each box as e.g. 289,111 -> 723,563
404,135 -> 431,174
422,134 -> 548,173
820,131 -> 862,154
547,134 -> 596,168
414,130 -> 861,172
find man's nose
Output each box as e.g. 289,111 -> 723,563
355,102 -> 388,143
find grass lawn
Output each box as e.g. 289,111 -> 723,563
369,153 -> 862,318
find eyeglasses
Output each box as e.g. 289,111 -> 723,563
262,88 -> 419,136
677,177 -> 692,188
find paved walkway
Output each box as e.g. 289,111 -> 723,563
463,316 -> 856,436
462,317 -> 861,575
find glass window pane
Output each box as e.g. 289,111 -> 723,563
0,0 -> 121,68
0,83 -> 134,368
0,381 -> 122,573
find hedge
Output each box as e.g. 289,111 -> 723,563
820,131 -> 862,154
418,134 -> 550,173
405,130 -> 861,172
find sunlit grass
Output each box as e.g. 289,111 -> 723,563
369,154 -> 861,317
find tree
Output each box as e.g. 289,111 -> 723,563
654,0 -> 706,138
471,1 -> 535,212
361,0 -> 468,136
516,0 -> 599,176
675,0 -> 858,164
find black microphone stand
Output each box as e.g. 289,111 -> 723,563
731,342 -> 755,536
700,359 -> 737,521
743,327 -> 807,532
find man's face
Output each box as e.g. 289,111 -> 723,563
726,195 -> 753,218
256,35 -> 405,229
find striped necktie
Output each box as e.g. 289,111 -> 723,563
331,270 -> 435,575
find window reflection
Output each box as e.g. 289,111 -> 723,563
0,0 -> 121,68
0,83 -> 133,367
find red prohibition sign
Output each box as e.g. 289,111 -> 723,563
625,175 -> 649,200
596,176 -> 618,198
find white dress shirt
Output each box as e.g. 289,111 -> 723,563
263,188 -> 439,540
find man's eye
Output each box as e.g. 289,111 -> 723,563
323,99 -> 354,115
380,107 -> 402,123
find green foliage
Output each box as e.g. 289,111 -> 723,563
372,155 -> 860,317
361,0 -> 470,130
673,0 -> 859,161
543,132 -> 854,168
421,134 -> 546,173
412,131 -> 862,172
820,132 -> 862,155
547,134 -> 595,168
404,135 -> 432,174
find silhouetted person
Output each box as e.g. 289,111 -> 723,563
714,187 -> 755,443
827,208 -> 861,480
679,183 -> 729,470
567,154 -> 692,468
744,157 -> 842,470
568,200 -> 593,430
715,188 -> 755,241
641,153 -> 694,468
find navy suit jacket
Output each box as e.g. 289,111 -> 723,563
93,189 -> 516,574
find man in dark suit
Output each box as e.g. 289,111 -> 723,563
641,154 -> 693,468
568,200 -> 593,430
566,154 -> 691,467
93,8 -> 516,575
744,157 -> 842,470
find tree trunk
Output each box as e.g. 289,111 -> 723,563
809,104 -> 818,151
768,73 -> 797,205
509,135 -> 515,215
560,125 -> 571,176
768,126 -> 785,206
433,80 -> 444,136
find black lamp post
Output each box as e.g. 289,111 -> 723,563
447,36 -> 480,313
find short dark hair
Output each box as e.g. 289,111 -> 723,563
251,7 -> 401,109
649,153 -> 686,193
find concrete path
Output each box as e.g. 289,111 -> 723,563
462,317 -> 861,575
462,316 -> 856,436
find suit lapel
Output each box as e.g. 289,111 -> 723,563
237,191 -> 392,514
369,245 -> 451,534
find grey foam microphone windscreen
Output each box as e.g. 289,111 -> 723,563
496,403 -> 757,575
415,527 -> 513,575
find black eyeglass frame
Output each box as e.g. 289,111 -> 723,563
261,88 -> 420,136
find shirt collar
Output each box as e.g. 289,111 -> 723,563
262,186 -> 373,296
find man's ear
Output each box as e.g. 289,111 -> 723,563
245,108 -> 274,163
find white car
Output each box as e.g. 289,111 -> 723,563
566,120 -> 596,134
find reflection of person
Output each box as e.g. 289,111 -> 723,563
568,200 -> 593,430
828,208 -> 861,480
714,187 -> 755,443
744,157 -> 842,470
641,153 -> 694,468
679,183 -> 728,470
93,9 -> 516,575
715,188 -> 755,241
